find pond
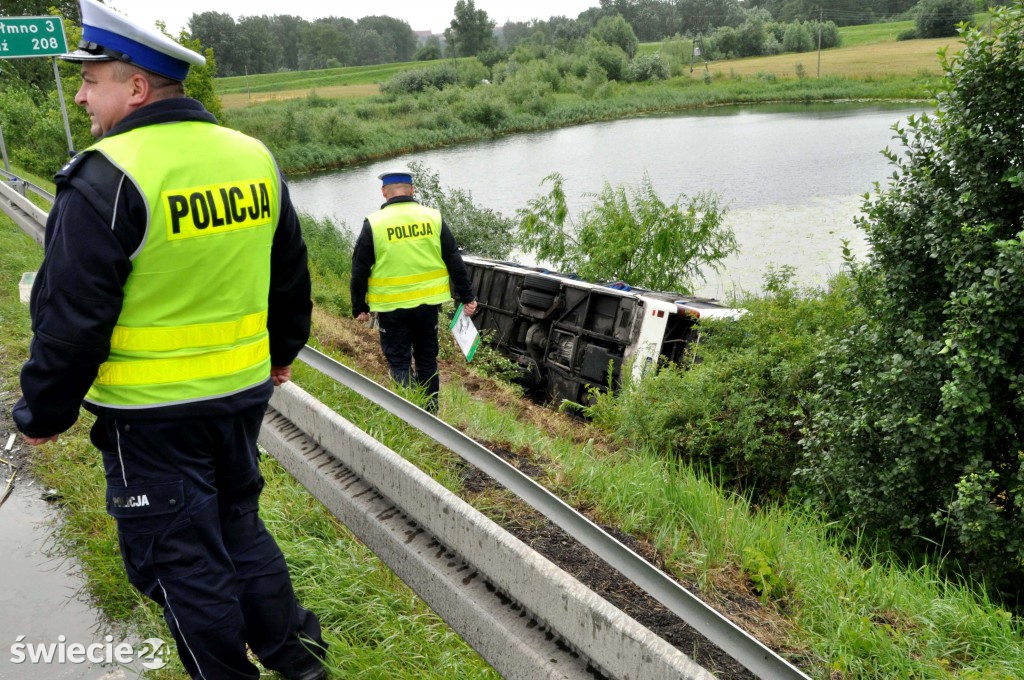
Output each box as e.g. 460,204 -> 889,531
289,101 -> 927,298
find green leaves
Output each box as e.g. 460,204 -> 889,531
515,172 -> 737,293
802,4 -> 1024,590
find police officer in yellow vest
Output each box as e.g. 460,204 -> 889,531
12,1 -> 326,678
351,171 -> 477,413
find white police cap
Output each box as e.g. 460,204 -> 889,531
378,171 -> 414,186
62,0 -> 205,81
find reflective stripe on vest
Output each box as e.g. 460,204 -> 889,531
83,122 -> 280,408
366,202 -> 451,312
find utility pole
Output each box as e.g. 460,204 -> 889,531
817,9 -> 823,78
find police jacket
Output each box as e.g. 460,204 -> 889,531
13,98 -> 312,439
350,196 -> 474,317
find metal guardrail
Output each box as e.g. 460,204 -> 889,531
0,169 -> 51,246
0,175 -> 812,679
298,347 -> 810,680
262,382 -> 714,680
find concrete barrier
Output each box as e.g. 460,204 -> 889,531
260,382 -> 714,680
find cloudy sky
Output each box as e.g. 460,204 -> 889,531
103,0 -> 599,36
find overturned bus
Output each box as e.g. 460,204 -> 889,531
460,256 -> 743,405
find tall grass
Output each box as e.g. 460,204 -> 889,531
441,384 -> 1024,678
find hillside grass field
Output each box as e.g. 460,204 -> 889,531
216,20 -> 963,110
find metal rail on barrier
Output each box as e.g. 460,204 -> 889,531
0,177 -> 811,679
298,346 -> 810,680
261,382 -> 714,680
0,169 -> 50,245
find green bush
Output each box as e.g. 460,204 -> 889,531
456,58 -> 491,87
582,40 -> 629,81
783,23 -> 815,53
626,54 -> 669,82
407,161 -> 515,259
458,89 -> 509,129
381,65 -> 458,94
801,5 -> 1024,589
589,269 -> 861,496
915,0 -> 976,38
588,15 -> 639,59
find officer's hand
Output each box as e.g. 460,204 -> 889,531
271,365 -> 292,386
464,301 -> 478,316
356,312 -> 370,323
24,434 -> 59,446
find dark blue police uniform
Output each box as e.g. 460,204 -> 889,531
12,0 -> 328,673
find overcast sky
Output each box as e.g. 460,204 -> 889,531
103,0 -> 599,36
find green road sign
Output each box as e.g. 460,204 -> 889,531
0,16 -> 68,59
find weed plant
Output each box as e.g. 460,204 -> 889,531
586,268 -> 864,498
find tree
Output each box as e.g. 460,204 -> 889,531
178,32 -> 222,121
269,15 -> 306,71
415,36 -> 443,61
407,162 -> 515,259
189,12 -> 242,76
357,16 -> 416,62
444,0 -> 495,57
236,15 -> 283,75
915,0 -> 977,38
674,0 -> 744,36
298,20 -> 353,70
352,28 -> 394,65
516,173 -> 736,293
589,15 -> 640,58
801,5 -> 1024,588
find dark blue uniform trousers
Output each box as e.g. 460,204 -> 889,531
91,403 -> 325,680
377,304 -> 441,411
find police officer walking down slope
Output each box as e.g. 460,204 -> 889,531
351,171 -> 478,413
12,1 -> 327,678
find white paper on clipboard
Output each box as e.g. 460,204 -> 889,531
449,303 -> 480,361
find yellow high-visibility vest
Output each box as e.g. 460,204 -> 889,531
366,201 -> 451,312
83,121 -> 280,408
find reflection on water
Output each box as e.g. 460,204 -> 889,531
289,102 -> 925,299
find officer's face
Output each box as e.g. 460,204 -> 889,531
75,61 -> 135,137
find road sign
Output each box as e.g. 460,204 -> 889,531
0,16 -> 68,59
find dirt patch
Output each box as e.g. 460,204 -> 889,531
458,444 -> 758,678
315,314 -> 797,677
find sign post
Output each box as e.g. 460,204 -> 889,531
0,16 -> 75,156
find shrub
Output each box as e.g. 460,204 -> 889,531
801,5 -> 1024,589
580,63 -> 609,98
458,92 -> 508,129
915,0 -> 976,38
588,15 -> 639,58
626,53 -> 669,82
810,20 -> 842,49
590,269 -> 862,496
381,66 -> 458,94
408,162 -> 515,259
782,22 -> 815,53
414,44 -> 442,61
582,40 -> 629,81
457,57 -> 491,87
897,27 -> 919,41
